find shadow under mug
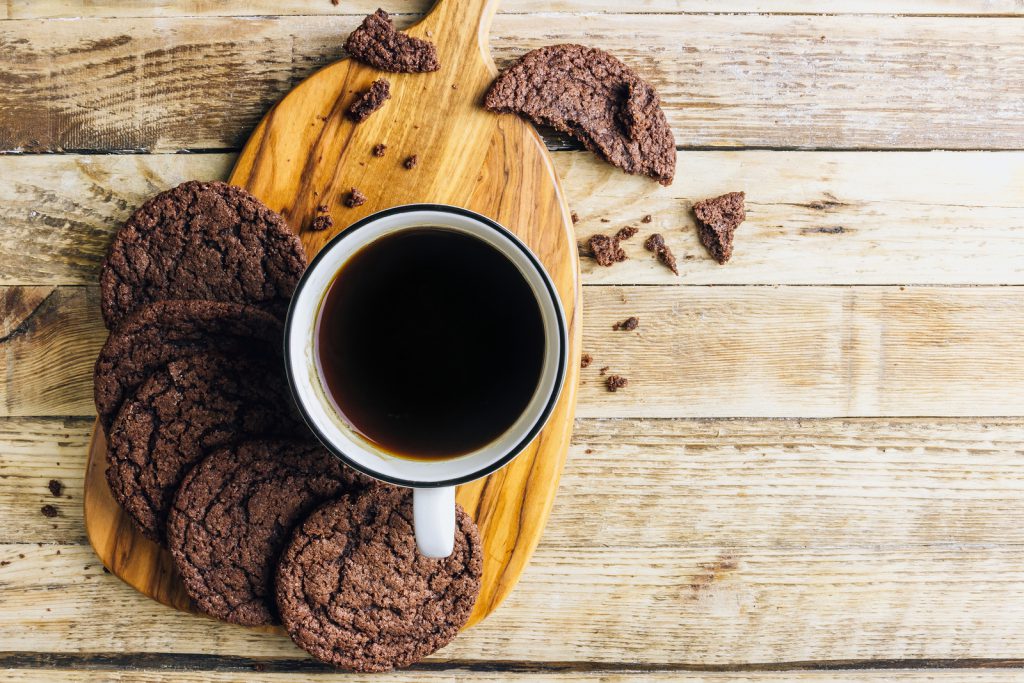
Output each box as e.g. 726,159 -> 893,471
284,204 -> 568,557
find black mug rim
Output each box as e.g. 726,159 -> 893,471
283,203 -> 569,489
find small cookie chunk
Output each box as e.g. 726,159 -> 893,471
403,154 -> 418,170
588,234 -> 626,267
93,300 -> 282,432
106,353 -> 303,542
347,79 -> 391,122
484,45 -> 675,185
344,188 -> 368,208
613,316 -> 639,331
167,440 -> 369,626
344,8 -> 440,73
372,143 -> 387,157
606,375 -> 628,392
276,487 -> 482,672
615,226 -> 638,241
310,212 -> 334,232
580,353 -> 593,368
100,181 -> 306,329
693,192 -> 746,264
644,233 -> 678,275
641,214 -> 653,223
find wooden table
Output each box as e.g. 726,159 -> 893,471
2,1 -> 1024,681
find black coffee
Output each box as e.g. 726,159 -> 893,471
315,227 -> 545,460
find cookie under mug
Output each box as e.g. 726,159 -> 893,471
285,204 -> 568,557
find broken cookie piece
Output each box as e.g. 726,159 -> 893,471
606,375 -> 628,392
344,188 -> 368,208
310,213 -> 334,232
616,226 -> 638,241
344,8 -> 441,73
644,233 -> 678,275
581,353 -> 593,368
403,154 -> 418,170
484,44 -> 675,185
693,192 -> 746,264
347,79 -> 391,123
372,143 -> 387,157
613,316 -> 639,331
588,234 -> 626,267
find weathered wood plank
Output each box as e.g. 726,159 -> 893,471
2,15 -> 1022,152
3,0 -> 1020,19
4,151 -> 1024,287
5,667 -> 1024,682
6,416 -> 1024,552
6,541 -> 1024,662
5,285 -> 1024,418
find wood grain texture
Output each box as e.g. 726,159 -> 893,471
10,284 -> 1024,419
4,151 -> 1024,287
2,14 -> 1023,152
4,0 -> 1022,19
81,0 -> 582,631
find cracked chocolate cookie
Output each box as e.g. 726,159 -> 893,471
167,440 -> 369,626
275,487 -> 482,672
100,180 -> 307,329
344,8 -> 440,73
105,353 -> 304,542
484,44 -> 675,185
93,300 -> 282,432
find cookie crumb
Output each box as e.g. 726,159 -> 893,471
344,188 -> 368,208
581,353 -> 593,368
615,226 -> 639,241
600,218 -> 610,223
588,234 -> 626,267
606,375 -> 628,392
310,214 -> 334,232
584,448 -> 594,454
693,192 -> 746,264
613,316 -> 639,331
344,9 -> 440,73
0,561 -> 9,567
642,214 -> 653,223
347,79 -> 391,123
571,211 -> 580,224
404,154 -> 418,170
48,479 -> 63,497
452,84 -> 459,90
372,143 -> 387,157
40,504 -> 58,518
599,366 -> 610,376
644,233 -> 678,275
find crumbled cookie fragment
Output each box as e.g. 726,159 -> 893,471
615,226 -> 639,241
347,79 -> 391,123
345,188 -> 368,208
613,316 -> 639,331
344,8 -> 441,73
484,44 -> 675,185
41,504 -> 58,518
693,192 -> 746,264
588,234 -> 626,267
644,233 -> 678,275
571,211 -> 580,224
606,375 -> 628,392
310,214 -> 334,232
372,143 -> 387,157
48,479 -> 63,497
599,366 -> 610,376
642,214 -> 653,223
403,155 -> 418,170
581,353 -> 593,368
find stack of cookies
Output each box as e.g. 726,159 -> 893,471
94,181 -> 482,672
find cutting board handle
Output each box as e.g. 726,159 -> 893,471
411,0 -> 502,71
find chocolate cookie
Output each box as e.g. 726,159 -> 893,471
100,181 -> 306,329
276,487 -> 482,672
106,353 -> 304,542
693,191 -> 746,264
94,300 -> 282,432
344,8 -> 440,73
167,440 -> 369,626
484,44 -> 676,186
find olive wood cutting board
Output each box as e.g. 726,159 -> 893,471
84,0 -> 581,630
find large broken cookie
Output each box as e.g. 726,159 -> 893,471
484,44 -> 675,185
344,9 -> 440,73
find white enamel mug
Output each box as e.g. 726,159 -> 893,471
284,205 -> 568,558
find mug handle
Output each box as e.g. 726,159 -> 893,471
413,486 -> 455,557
